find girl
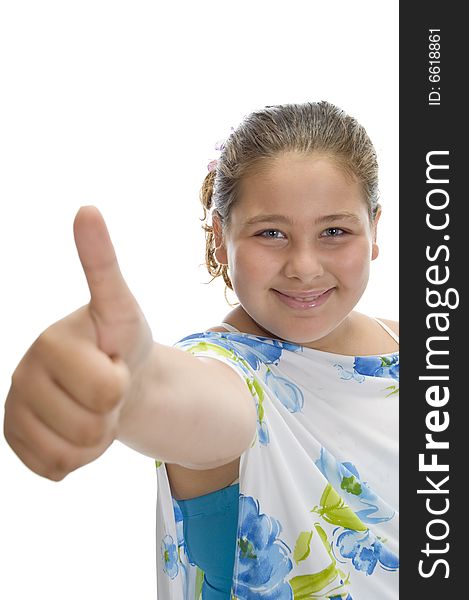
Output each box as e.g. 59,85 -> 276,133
4,101 -> 399,599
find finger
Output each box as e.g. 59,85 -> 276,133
5,406 -> 114,481
13,368 -> 118,448
31,328 -> 130,413
73,206 -> 138,326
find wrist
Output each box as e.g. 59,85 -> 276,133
117,341 -> 159,439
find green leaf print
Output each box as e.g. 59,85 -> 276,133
311,484 -> 367,531
314,524 -> 347,578
247,377 -> 265,422
384,384 -> 399,397
315,524 -> 350,587
314,524 -> 330,553
290,525 -> 350,598
381,355 -> 395,367
340,475 -> 362,495
289,562 -> 339,598
239,536 -> 258,560
187,341 -> 241,362
293,530 -> 313,564
155,460 -> 163,468
195,567 -> 204,599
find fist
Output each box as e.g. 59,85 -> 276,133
3,207 -> 153,480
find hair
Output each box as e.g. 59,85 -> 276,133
200,100 -> 380,291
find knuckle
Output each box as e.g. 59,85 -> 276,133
4,402 -> 30,448
3,423 -> 20,456
45,454 -> 77,481
43,467 -> 67,482
10,363 -> 28,391
5,432 -> 69,482
33,326 -> 60,356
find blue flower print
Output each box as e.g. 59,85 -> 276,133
353,354 -> 399,381
334,364 -> 365,383
161,534 -> 179,579
233,495 -> 293,599
265,368 -> 304,413
177,331 -> 302,371
172,499 -> 195,596
244,377 -> 270,446
335,529 -> 399,575
315,448 -> 395,524
253,335 -> 302,355
172,498 -> 185,547
258,421 -> 270,446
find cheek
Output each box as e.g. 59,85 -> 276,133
329,242 -> 371,281
230,245 -> 278,279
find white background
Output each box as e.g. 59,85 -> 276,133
0,1 -> 398,598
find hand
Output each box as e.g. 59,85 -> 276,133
3,206 -> 154,480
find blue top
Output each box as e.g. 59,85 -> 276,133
176,483 -> 239,599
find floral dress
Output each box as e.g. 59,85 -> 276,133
156,328 -> 399,599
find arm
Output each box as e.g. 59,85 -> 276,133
117,343 -> 256,469
3,206 -> 255,480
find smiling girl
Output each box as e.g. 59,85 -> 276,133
4,101 -> 398,599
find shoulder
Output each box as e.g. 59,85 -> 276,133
350,312 -> 398,354
377,318 -> 399,336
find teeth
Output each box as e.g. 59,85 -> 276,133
276,290 -> 325,302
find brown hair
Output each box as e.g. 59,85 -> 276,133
200,100 -> 380,291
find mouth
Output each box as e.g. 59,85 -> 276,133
274,288 -> 330,300
272,287 -> 334,309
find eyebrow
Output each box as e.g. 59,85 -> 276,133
243,212 -> 363,226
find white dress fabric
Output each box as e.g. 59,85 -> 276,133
156,322 -> 399,599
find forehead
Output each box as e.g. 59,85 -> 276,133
233,153 -> 367,221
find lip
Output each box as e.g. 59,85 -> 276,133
272,287 -> 334,310
274,289 -> 330,299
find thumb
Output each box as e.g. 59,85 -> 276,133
73,205 -> 139,328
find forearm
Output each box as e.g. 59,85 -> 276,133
116,342 -> 255,468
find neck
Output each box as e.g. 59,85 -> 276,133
222,307 -> 397,356
223,305 -> 351,351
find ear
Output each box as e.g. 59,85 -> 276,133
371,206 -> 382,261
212,212 -> 228,265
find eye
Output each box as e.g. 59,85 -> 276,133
321,227 -> 346,238
258,229 -> 287,239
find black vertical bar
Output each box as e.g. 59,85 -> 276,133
400,2 -> 465,596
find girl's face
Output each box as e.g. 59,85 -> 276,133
213,153 -> 380,350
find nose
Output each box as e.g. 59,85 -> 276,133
283,242 -> 324,281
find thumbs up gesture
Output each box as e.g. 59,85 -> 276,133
3,206 -> 154,480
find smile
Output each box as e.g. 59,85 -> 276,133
272,288 -> 334,310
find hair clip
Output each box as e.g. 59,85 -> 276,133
207,127 -> 236,172
207,159 -> 218,172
